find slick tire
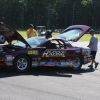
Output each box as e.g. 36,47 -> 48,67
14,55 -> 31,72
73,55 -> 83,70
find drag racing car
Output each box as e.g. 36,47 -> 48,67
0,22 -> 92,72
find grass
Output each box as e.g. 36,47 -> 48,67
17,30 -> 100,41
17,30 -> 60,37
80,34 -> 100,41
17,30 -> 27,37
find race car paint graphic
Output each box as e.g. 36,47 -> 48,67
42,50 -> 66,57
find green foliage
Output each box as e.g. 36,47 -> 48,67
80,34 -> 100,41
81,0 -> 92,5
0,0 -> 100,31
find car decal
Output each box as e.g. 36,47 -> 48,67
5,55 -> 14,61
42,50 -> 66,57
83,56 -> 91,64
32,61 -> 38,67
47,62 -> 55,66
31,59 -> 75,67
28,50 -> 38,55
39,61 -> 46,66
5,62 -> 13,66
32,58 -> 41,61
5,55 -> 14,66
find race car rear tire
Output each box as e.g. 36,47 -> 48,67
73,55 -> 83,70
14,55 -> 31,72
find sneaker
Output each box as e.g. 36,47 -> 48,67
95,62 -> 99,68
88,65 -> 93,68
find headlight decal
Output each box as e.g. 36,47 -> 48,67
5,55 -> 14,66
82,48 -> 91,56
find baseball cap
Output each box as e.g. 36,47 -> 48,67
89,29 -> 95,33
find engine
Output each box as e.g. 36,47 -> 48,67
0,45 -> 24,54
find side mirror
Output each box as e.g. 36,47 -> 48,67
0,34 -> 5,44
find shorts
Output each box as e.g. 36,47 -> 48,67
91,51 -> 97,59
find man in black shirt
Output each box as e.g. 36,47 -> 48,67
45,30 -> 52,39
45,30 -> 52,49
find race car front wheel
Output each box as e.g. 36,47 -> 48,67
73,55 -> 83,70
14,55 -> 31,72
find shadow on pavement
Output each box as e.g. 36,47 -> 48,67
0,67 -> 95,78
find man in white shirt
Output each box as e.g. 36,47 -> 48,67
87,29 -> 99,68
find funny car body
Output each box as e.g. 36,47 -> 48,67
0,22 -> 92,72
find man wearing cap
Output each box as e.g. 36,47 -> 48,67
45,30 -> 52,39
27,24 -> 38,38
44,30 -> 52,49
87,29 -> 99,68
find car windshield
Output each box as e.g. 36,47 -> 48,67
14,37 -> 47,47
56,29 -> 82,41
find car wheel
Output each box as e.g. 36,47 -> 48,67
14,55 -> 31,72
73,55 -> 82,70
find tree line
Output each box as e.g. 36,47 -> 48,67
0,0 -> 100,31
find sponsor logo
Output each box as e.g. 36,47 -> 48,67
32,58 -> 41,61
42,50 -> 66,57
6,62 -> 13,66
47,62 -> 55,66
39,62 -> 46,66
32,58 -> 37,60
56,62 -> 61,66
66,60 -> 72,65
32,61 -> 38,67
5,55 -> 14,61
57,60 -> 73,67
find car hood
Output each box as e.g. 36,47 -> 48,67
0,22 -> 30,47
55,25 -> 90,42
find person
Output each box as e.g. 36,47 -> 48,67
37,28 -> 41,36
27,24 -> 38,38
87,29 -> 99,68
45,30 -> 52,39
44,30 -> 53,49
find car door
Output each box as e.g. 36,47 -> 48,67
38,39 -> 76,67
50,39 -> 76,67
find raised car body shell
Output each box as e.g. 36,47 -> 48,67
58,25 -> 90,42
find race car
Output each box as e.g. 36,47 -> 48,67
0,22 -> 92,72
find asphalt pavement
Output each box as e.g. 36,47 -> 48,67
0,42 -> 100,100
